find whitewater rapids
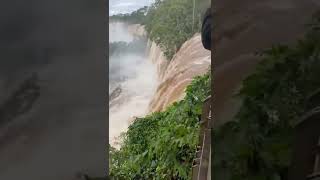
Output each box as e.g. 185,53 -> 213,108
109,22 -> 157,147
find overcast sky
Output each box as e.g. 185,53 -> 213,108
109,0 -> 154,15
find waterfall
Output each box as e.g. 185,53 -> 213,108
109,23 -> 211,147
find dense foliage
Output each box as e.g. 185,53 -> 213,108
145,0 -> 209,59
110,0 -> 210,59
212,12 -> 320,180
109,6 -> 148,24
109,71 -> 211,179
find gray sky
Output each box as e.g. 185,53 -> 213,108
109,0 -> 154,15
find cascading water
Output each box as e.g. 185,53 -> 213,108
148,33 -> 211,112
108,23 -> 211,148
109,22 -> 157,147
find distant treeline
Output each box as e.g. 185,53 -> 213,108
109,6 -> 148,24
109,38 -> 147,56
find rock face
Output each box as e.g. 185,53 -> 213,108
213,0 -> 320,127
148,33 -> 211,112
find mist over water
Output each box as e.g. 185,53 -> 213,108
109,22 -> 157,147
109,22 -> 134,43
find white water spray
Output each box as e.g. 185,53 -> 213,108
109,22 -> 157,148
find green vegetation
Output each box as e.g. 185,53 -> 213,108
110,0 -> 210,59
109,6 -> 148,24
145,0 -> 209,59
212,12 -> 320,180
108,1 -> 211,179
109,71 -> 211,179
